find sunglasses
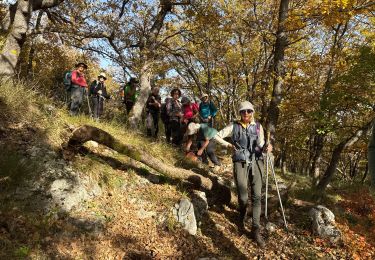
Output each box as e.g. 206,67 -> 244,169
240,109 -> 254,114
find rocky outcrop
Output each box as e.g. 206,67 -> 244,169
173,198 -> 197,235
309,205 -> 342,244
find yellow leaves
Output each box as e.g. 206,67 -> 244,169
10,49 -> 17,55
301,0 -> 359,27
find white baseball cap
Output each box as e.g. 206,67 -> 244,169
187,123 -> 201,135
238,101 -> 254,112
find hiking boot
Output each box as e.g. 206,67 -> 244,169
237,208 -> 247,231
251,227 -> 265,248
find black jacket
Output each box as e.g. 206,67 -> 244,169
89,80 -> 110,99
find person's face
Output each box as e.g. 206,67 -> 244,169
172,91 -> 180,100
240,109 -> 254,123
99,76 -> 106,83
152,88 -> 159,95
202,96 -> 208,103
78,65 -> 85,73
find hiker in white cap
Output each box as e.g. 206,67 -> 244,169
215,101 -> 272,248
185,122 -> 222,171
89,72 -> 111,120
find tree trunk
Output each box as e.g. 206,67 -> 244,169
0,0 -> 31,77
26,10 -> 44,78
316,120 -> 374,190
361,163 -> 368,184
265,0 -> 289,141
63,125 -> 235,205
129,60 -> 152,127
0,0 -> 64,77
311,133 -> 325,185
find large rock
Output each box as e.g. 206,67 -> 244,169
49,177 -> 97,212
173,198 -> 197,235
191,191 -> 208,224
309,205 -> 342,243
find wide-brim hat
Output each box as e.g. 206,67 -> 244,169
238,101 -> 255,112
98,72 -> 107,80
187,123 -> 201,136
170,88 -> 182,96
75,62 -> 88,69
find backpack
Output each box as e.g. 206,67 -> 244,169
161,98 -> 172,124
63,71 -> 72,91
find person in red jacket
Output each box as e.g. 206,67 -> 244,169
70,62 -> 88,116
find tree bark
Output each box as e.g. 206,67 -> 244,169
128,60 -> 152,127
26,10 -> 44,78
128,0 -> 174,126
265,0 -> 289,141
0,0 -> 64,77
310,133 -> 325,185
63,125 -> 235,205
0,0 -> 31,77
316,119 -> 374,190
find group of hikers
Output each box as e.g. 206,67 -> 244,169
64,62 -> 278,248
64,62 -> 111,119
64,62 -> 140,120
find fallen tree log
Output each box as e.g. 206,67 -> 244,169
63,125 -> 235,205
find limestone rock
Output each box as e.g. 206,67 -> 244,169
191,191 -> 208,224
173,198 -> 197,235
309,205 -> 342,244
266,222 -> 277,233
49,178 -> 90,212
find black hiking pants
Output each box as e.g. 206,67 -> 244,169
233,158 -> 264,229
125,100 -> 134,114
169,120 -> 183,146
91,96 -> 104,119
164,121 -> 171,143
146,111 -> 159,137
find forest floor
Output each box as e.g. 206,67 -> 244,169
0,81 -> 374,259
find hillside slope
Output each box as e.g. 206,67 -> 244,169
0,80 -> 374,259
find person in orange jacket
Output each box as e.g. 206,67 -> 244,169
70,62 -> 88,116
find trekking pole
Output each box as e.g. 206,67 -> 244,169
86,88 -> 92,118
268,155 -> 288,229
265,132 -> 271,220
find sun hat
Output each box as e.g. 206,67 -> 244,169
187,123 -> 201,136
238,101 -> 254,112
98,72 -> 107,80
75,62 -> 88,69
200,93 -> 209,100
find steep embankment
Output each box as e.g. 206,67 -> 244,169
0,80 -> 374,259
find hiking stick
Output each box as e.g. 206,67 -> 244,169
265,132 -> 271,220
86,88 -> 92,118
268,156 -> 288,229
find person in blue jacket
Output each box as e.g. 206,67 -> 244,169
199,93 -> 217,127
